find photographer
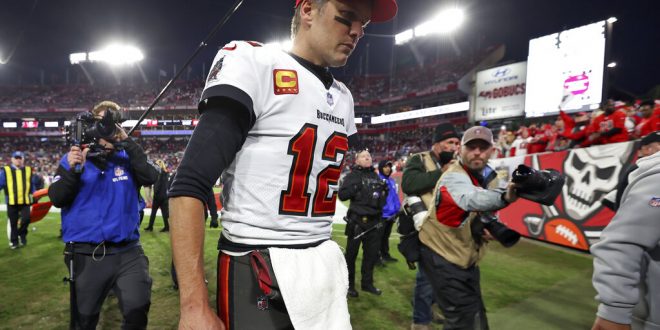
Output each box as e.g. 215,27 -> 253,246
48,101 -> 159,329
339,149 -> 388,297
418,126 -> 517,329
402,123 -> 460,330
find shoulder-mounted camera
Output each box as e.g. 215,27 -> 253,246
65,103 -> 125,147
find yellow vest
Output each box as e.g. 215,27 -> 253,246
4,165 -> 32,205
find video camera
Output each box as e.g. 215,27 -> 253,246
471,164 -> 565,247
65,110 -> 124,147
512,164 -> 565,206
64,105 -> 126,173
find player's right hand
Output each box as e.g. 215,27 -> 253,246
67,146 -> 89,170
178,306 -> 225,330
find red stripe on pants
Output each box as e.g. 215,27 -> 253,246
217,253 -> 231,330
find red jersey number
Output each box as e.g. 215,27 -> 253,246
279,124 -> 348,216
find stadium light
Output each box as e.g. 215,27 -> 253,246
70,44 -> 144,65
430,7 -> 465,34
89,45 -> 144,65
607,62 -> 617,68
265,39 -> 293,51
394,29 -> 414,45
607,17 -> 617,23
395,7 -> 465,45
69,52 -> 87,65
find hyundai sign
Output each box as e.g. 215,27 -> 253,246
525,21 -> 606,117
475,62 -> 527,121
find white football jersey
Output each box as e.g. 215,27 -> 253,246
202,40 -> 357,246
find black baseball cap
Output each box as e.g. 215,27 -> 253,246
433,123 -> 460,143
640,130 -> 660,146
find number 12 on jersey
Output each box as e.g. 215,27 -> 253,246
279,124 -> 348,217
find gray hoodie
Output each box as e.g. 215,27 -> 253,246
591,151 -> 660,329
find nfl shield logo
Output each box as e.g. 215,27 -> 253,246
649,197 -> 660,207
326,92 -> 334,106
256,296 -> 269,310
114,166 -> 124,177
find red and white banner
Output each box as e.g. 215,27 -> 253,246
489,141 -> 639,252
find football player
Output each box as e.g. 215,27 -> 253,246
168,0 -> 397,329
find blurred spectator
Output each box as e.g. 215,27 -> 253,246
634,100 -> 657,138
509,127 -> 532,157
585,100 -> 629,147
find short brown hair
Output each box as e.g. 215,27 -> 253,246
290,0 -> 328,38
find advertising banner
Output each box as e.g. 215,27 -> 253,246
474,62 -> 527,121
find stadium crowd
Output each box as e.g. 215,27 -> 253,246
0,81 -> 204,109
1,98 -> 657,182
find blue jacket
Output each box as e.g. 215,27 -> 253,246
379,173 -> 401,219
48,139 -> 159,243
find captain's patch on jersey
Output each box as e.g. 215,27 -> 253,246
273,69 -> 299,95
649,197 -> 660,207
207,56 -> 225,83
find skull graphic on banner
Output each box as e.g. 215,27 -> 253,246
561,142 -> 634,220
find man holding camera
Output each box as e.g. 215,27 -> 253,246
339,149 -> 389,297
402,122 -> 459,330
49,101 -> 159,329
418,126 -> 517,329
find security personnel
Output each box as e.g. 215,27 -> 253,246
0,151 -> 38,249
48,101 -> 159,329
339,149 -> 388,297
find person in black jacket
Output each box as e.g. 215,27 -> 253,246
338,149 -> 388,298
145,160 -> 171,232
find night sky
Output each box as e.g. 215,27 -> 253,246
1,0 -> 658,95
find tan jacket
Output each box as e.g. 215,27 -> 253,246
419,161 -> 506,269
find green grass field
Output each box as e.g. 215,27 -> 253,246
0,213 -> 598,329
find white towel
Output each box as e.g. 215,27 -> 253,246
269,240 -> 352,330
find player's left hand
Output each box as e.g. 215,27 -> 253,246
591,317 -> 631,330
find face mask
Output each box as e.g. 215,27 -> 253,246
439,151 -> 455,167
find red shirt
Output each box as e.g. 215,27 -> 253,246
590,110 -> 629,144
636,117 -> 655,138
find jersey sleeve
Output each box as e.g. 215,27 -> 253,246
199,41 -> 265,118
